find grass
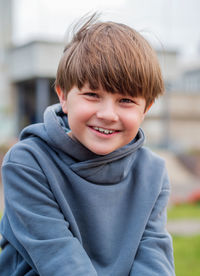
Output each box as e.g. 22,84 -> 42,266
173,235 -> 200,276
168,203 -> 200,276
168,203 -> 200,220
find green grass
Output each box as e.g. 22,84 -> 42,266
168,203 -> 200,220
173,235 -> 200,276
168,203 -> 200,275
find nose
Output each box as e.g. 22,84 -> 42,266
96,99 -> 119,122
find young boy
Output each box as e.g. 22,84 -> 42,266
0,14 -> 175,275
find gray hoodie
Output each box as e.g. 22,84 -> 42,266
0,104 -> 175,275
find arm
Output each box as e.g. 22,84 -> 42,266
2,161 -> 97,276
130,170 -> 175,276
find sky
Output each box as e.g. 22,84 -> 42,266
12,0 -> 200,60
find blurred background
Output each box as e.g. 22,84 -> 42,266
0,0 -> 200,275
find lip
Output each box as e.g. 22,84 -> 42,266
88,125 -> 121,137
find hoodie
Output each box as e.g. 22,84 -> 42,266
0,104 -> 175,276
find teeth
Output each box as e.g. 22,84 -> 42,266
93,127 -> 114,134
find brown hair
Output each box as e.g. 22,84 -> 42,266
55,13 -> 164,109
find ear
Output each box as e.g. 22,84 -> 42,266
56,86 -> 65,103
55,86 -> 68,113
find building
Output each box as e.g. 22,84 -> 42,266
7,40 -> 62,132
0,0 -> 199,152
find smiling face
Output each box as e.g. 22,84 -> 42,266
57,84 -> 148,155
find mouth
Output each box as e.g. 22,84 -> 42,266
91,126 -> 120,135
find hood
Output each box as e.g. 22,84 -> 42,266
20,104 -> 145,184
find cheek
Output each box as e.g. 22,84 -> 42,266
68,105 -> 93,125
122,112 -> 143,130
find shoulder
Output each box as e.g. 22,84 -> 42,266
134,146 -> 170,190
2,137 -> 48,172
136,146 -> 165,168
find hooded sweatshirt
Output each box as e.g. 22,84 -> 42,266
0,104 -> 175,276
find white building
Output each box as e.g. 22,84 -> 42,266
1,0 -> 199,152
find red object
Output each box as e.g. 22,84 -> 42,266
187,189 -> 200,204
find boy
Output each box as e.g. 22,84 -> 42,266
0,14 -> 175,275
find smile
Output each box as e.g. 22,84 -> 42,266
92,126 -> 117,135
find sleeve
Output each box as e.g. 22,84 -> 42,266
2,161 -> 97,276
130,169 -> 175,276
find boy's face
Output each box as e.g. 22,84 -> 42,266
57,84 -> 148,155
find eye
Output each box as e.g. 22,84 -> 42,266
84,92 -> 99,98
120,98 -> 134,104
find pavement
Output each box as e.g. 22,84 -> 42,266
156,150 -> 200,236
167,219 -> 200,236
156,149 -> 200,205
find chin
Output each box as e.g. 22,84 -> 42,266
90,147 -> 115,156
